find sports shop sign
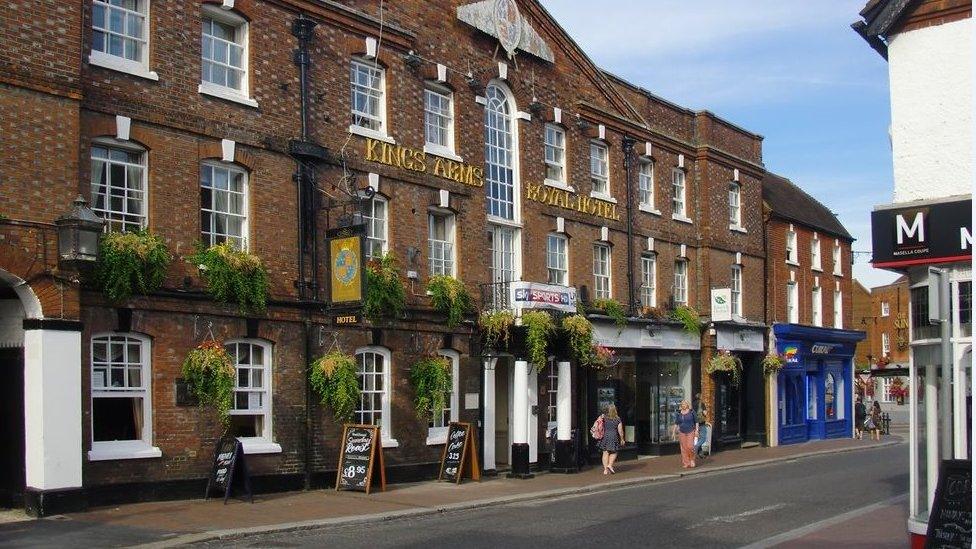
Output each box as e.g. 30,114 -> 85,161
871,198 -> 972,269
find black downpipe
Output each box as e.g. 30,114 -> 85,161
622,136 -> 637,316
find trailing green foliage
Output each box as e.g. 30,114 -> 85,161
762,354 -> 786,376
96,230 -> 172,302
410,356 -> 452,421
309,351 -> 360,422
189,243 -> 269,314
181,341 -> 235,425
707,351 -> 743,386
364,253 -> 406,323
522,310 -> 555,370
427,275 -> 473,328
562,314 -> 596,365
479,309 -> 514,350
671,305 -> 702,335
591,298 -> 627,326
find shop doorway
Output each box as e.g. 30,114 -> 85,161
715,373 -> 742,447
0,280 -> 26,508
494,360 -> 511,468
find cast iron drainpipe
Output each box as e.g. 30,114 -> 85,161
622,136 -> 637,316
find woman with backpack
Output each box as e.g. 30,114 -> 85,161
591,404 -> 625,475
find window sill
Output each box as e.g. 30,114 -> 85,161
833,271 -> 843,277
487,216 -> 523,228
639,204 -> 661,215
88,441 -> 162,461
198,83 -> 259,108
589,191 -> 617,204
544,179 -> 575,193
88,52 -> 159,81
786,260 -> 800,267
729,225 -> 747,234
382,437 -> 400,449
348,125 -> 396,144
812,266 -> 823,273
237,438 -> 282,455
672,214 -> 693,224
423,144 -> 463,162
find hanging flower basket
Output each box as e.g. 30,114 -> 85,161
479,309 -> 514,352
309,350 -> 360,422
188,243 -> 269,314
410,356 -> 452,421
522,310 -> 555,371
181,340 -> 235,425
562,314 -> 596,366
590,344 -> 619,370
707,350 -> 743,386
590,298 -> 627,327
762,354 -> 786,376
427,275 -> 473,328
363,253 -> 406,323
96,229 -> 172,302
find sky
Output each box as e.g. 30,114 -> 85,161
540,0 -> 901,289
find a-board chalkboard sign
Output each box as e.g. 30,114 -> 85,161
336,424 -> 386,494
438,422 -> 481,484
925,459 -> 971,549
205,437 -> 253,504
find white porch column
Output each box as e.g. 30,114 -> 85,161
512,360 -> 528,444
768,373 -> 779,447
483,358 -> 496,471
556,361 -> 571,441
24,327 -> 83,490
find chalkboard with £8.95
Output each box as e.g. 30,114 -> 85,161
335,424 -> 386,494
438,422 -> 481,484
925,459 -> 971,549
205,437 -> 253,504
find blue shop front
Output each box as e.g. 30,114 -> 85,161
773,324 -> 865,445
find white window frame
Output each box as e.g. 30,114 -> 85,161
641,254 -> 657,308
200,160 -> 249,250
638,161 -> 658,213
484,82 -> 521,223
728,182 -> 742,229
428,210 -> 456,277
787,282 -> 799,323
90,138 -> 148,232
423,84 -> 458,160
786,227 -> 798,265
544,124 -> 570,189
88,332 -> 161,461
833,241 -> 843,276
589,141 -> 611,199
198,6 -> 257,108
426,349 -> 460,445
546,358 -> 559,430
226,339 -> 280,454
672,168 -> 690,222
834,289 -> 843,328
673,259 -> 688,306
89,0 -> 158,80
489,224 -> 520,284
812,286 -> 823,327
811,234 -> 822,271
731,265 -> 742,317
362,194 -> 388,260
593,243 -> 612,300
349,59 -> 389,140
881,332 -> 890,356
547,234 -> 568,286
355,346 -> 398,447
881,301 -> 890,317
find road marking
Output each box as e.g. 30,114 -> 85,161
697,503 -> 787,526
739,493 -> 908,549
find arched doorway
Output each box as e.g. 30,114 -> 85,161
0,275 -> 28,507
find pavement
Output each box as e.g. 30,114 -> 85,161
0,432 -> 907,548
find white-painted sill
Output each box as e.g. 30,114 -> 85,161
729,224 -> 747,233
88,441 -> 162,461
423,143 -> 463,162
348,125 -> 396,144
198,83 -> 259,108
812,266 -> 823,272
88,52 -> 159,81
833,271 -> 843,277
487,216 -> 523,228
786,260 -> 800,267
639,204 -> 661,215
544,179 -> 575,193
238,438 -> 282,455
382,438 -> 400,449
672,214 -> 693,224
590,191 -> 617,203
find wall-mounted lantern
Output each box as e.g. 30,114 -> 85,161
55,195 -> 104,271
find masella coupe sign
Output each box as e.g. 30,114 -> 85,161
871,197 -> 972,269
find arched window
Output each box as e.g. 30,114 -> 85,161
225,339 -> 278,453
91,139 -> 148,232
200,160 -> 249,249
484,83 -> 518,221
356,346 -> 397,447
89,332 -> 160,460
427,349 -> 460,445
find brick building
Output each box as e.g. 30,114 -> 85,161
762,173 -> 865,446
852,276 -> 910,406
0,0 -> 771,514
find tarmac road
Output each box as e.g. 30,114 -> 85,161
212,442 -> 908,549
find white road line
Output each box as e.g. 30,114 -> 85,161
739,494 -> 908,549
695,503 -> 788,527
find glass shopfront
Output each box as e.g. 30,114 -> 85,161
635,351 -> 696,454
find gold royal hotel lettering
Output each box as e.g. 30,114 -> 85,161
363,138 -> 484,187
525,182 -> 620,221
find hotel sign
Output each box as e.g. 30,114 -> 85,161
524,182 -> 621,221
363,138 -> 484,187
871,198 -> 972,269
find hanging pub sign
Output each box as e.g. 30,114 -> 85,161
438,422 -> 481,484
362,138 -> 484,188
925,459 -> 971,548
205,437 -> 253,504
327,224 -> 366,307
336,424 -> 386,494
871,197 -> 972,269
510,281 -> 577,313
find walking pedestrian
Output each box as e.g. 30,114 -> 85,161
594,404 -> 625,475
855,397 -> 867,439
671,400 -> 698,468
870,401 -> 883,441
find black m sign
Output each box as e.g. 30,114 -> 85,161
872,198 -> 972,269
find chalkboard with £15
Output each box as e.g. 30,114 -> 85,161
335,424 -> 386,494
205,437 -> 253,504
438,422 -> 481,484
925,459 -> 971,549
